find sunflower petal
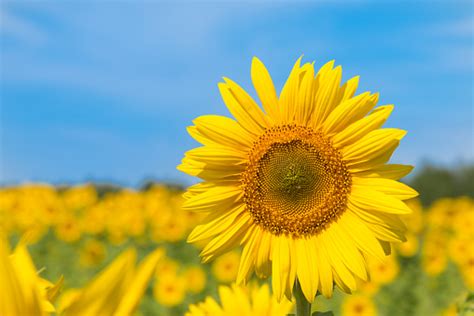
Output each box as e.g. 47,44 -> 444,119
312,61 -> 343,127
185,146 -> 247,164
279,57 -> 303,122
255,231 -> 272,278
182,186 -> 242,212
285,237 -> 298,300
322,92 -> 378,135
321,232 -> 356,293
194,115 -> 254,149
348,203 -> 407,242
295,237 -> 319,302
272,236 -> 291,302
115,248 -> 164,315
342,128 -> 406,163
350,186 -> 413,214
178,157 -> 242,183
338,212 -> 386,260
352,177 -> 418,200
314,237 -> 334,298
347,200 -> 407,232
338,76 -> 359,102
251,57 -> 280,121
219,81 -> 267,135
187,205 -> 246,243
236,226 -> 260,284
353,164 -> 414,180
296,63 -> 316,125
332,105 -> 394,148
200,212 -> 252,262
346,141 -> 399,172
325,224 -> 367,281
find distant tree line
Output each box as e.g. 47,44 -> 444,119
408,164 -> 474,207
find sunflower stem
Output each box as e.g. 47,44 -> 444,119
294,279 -> 311,316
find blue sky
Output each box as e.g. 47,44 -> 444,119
1,1 -> 473,186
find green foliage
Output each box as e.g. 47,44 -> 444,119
408,164 -> 474,207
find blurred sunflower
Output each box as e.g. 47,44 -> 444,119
79,239 -> 106,267
153,274 -> 186,307
185,283 -> 293,316
212,250 -> 240,283
367,253 -> 399,285
396,233 -> 419,257
341,294 -> 376,316
179,57 -> 417,301
184,266 -> 207,294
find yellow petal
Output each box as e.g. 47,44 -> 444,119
295,62 -> 317,125
320,232 -> 356,293
350,186 -> 413,214
178,158 -> 241,183
285,237 -> 298,301
271,236 -> 291,302
347,200 -> 406,232
187,125 -> 218,147
332,105 -> 394,148
219,286 -> 241,313
338,212 -> 386,260
182,186 -> 242,212
183,182 -> 217,200
185,146 -> 247,163
218,81 -> 267,135
338,75 -> 359,102
10,243 -> 45,316
311,61 -> 342,127
352,177 -> 418,200
279,56 -> 303,122
353,164 -> 414,180
324,224 -> 367,281
236,226 -> 260,284
194,115 -> 254,149
295,237 -> 319,302
251,57 -> 280,121
63,249 -> 136,316
314,236 -> 334,298
115,248 -> 165,315
188,204 -> 246,243
342,128 -> 406,163
322,92 -> 378,135
200,212 -> 252,262
347,141 -> 399,172
348,203 -> 406,242
1,237 -> 44,316
255,231 -> 272,278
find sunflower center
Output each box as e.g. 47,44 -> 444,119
242,125 -> 351,237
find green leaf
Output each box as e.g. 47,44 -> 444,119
312,311 -> 334,316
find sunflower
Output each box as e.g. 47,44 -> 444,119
59,247 -> 164,315
185,283 -> 293,316
178,57 -> 417,302
0,235 -> 63,316
341,294 -> 377,316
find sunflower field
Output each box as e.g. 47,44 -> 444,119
1,173 -> 472,316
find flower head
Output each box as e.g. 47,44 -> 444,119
179,57 -> 417,301
342,294 -> 376,316
0,236 -> 62,316
185,283 -> 293,316
59,247 -> 164,315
